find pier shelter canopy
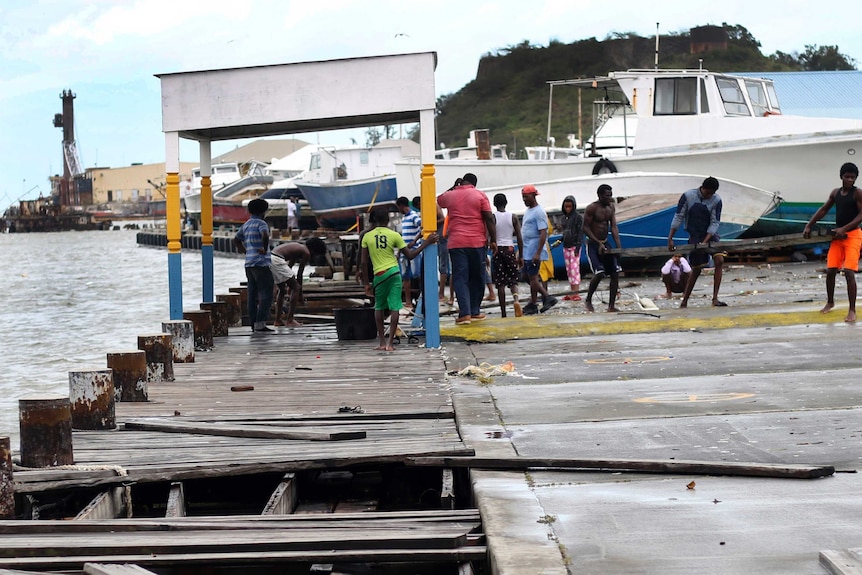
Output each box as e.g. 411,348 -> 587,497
156,52 -> 443,346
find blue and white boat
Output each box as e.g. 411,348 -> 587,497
294,140 -> 418,230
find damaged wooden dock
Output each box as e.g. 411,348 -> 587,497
7,324 -> 482,574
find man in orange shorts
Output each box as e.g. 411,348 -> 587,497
803,162 -> 862,322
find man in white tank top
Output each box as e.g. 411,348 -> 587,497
490,194 -> 524,317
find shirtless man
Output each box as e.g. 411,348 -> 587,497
583,184 -> 622,312
270,242 -> 310,327
803,162 -> 862,323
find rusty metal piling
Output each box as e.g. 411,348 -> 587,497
216,292 -> 242,327
106,351 -> 149,402
68,369 -> 116,430
162,319 -> 195,363
200,301 -> 230,337
137,333 -> 175,381
19,397 -> 74,468
0,437 -> 13,518
182,310 -> 214,351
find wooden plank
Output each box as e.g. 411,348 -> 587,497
165,482 -> 185,518
84,563 -> 160,575
441,468 -> 455,510
75,487 -> 126,521
261,473 -> 297,516
122,419 -> 366,441
406,456 -> 834,479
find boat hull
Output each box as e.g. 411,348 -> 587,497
296,176 -> 398,230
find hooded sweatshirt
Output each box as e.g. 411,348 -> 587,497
560,195 -> 583,249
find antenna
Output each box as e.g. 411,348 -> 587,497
655,22 -> 660,70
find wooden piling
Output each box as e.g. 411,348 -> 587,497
137,333 -> 175,381
200,301 -> 230,337
161,319 -> 195,363
229,286 -> 250,326
106,351 -> 149,402
0,437 -> 13,518
19,397 -> 74,468
216,293 -> 242,327
182,310 -> 214,351
68,369 -> 116,430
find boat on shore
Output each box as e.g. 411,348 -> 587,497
395,68 -> 862,230
294,140 -> 419,230
183,161 -> 273,223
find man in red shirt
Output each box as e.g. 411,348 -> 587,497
437,174 -> 496,325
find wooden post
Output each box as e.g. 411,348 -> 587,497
229,286 -> 249,326
106,351 -> 149,402
162,319 -> 195,363
19,397 -> 74,468
137,333 -> 175,381
0,437 -> 13,518
68,369 -> 116,430
216,293 -> 242,327
182,309 -> 214,351
200,301 -> 230,337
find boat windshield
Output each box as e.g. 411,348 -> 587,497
744,80 -> 770,116
765,83 -> 781,113
716,77 -> 751,116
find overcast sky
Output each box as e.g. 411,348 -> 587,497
2,0 -> 861,207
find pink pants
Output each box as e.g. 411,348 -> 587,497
563,246 -> 581,288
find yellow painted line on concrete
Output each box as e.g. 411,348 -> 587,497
634,392 -> 755,404
440,307 -> 847,343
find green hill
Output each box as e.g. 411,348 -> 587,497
428,23 -> 856,157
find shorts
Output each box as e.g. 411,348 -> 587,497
492,246 -> 519,288
521,260 -> 541,278
400,252 -> 422,280
586,240 -> 620,275
373,267 -> 403,311
438,237 -> 451,276
269,253 -> 296,284
827,228 -> 862,271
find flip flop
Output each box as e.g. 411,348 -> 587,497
713,301 -> 728,307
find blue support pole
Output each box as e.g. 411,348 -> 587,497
168,251 -> 183,319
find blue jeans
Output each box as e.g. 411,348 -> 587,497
245,265 -> 274,327
449,246 -> 485,317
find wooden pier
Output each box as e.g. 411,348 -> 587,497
5,323 -> 483,574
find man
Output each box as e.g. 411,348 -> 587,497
233,198 -> 274,332
803,162 -> 862,323
436,173 -> 496,325
286,197 -> 298,234
660,253 -> 692,299
270,242 -> 310,327
396,196 -> 422,310
583,184 -> 622,313
520,185 -> 557,314
667,176 -> 726,308
361,206 -> 436,351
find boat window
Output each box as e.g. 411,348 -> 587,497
745,80 -> 769,116
309,154 -> 321,170
360,151 -> 369,165
716,77 -> 750,116
700,78 -> 709,113
654,77 -> 698,115
214,165 -> 238,175
766,83 -> 781,113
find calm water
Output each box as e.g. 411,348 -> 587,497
0,230 -> 247,450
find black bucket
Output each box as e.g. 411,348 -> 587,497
333,307 -> 377,340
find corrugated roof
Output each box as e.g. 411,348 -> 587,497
213,138 -> 310,165
737,70 -> 862,119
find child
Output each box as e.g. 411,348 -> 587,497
559,195 -> 583,300
361,206 -> 437,351
490,193 -> 523,317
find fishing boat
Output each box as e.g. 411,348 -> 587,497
183,161 -> 272,222
395,68 -> 862,231
294,140 -> 419,230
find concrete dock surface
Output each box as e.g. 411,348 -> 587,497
439,260 -> 862,574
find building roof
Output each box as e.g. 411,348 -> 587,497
213,138 -> 310,165
738,70 -> 862,119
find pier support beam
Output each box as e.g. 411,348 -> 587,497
137,334 -> 175,381
200,301 -> 230,337
106,351 -> 149,402
68,369 -> 116,430
0,437 -> 13,518
162,319 -> 195,363
165,131 -> 183,320
183,309 -> 214,351
19,397 -> 74,468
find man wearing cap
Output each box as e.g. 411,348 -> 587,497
234,198 -> 274,332
436,173 -> 496,324
520,185 -> 558,314
668,176 -> 727,308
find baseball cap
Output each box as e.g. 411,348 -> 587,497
521,184 -> 539,195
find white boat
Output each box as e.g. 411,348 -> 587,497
395,68 -> 862,225
183,160 -> 272,217
294,140 -> 418,230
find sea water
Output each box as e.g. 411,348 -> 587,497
0,230 -> 247,450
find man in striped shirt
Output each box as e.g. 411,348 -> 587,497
396,196 -> 422,309
233,198 -> 274,332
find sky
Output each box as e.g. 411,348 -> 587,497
2,0 -> 861,209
